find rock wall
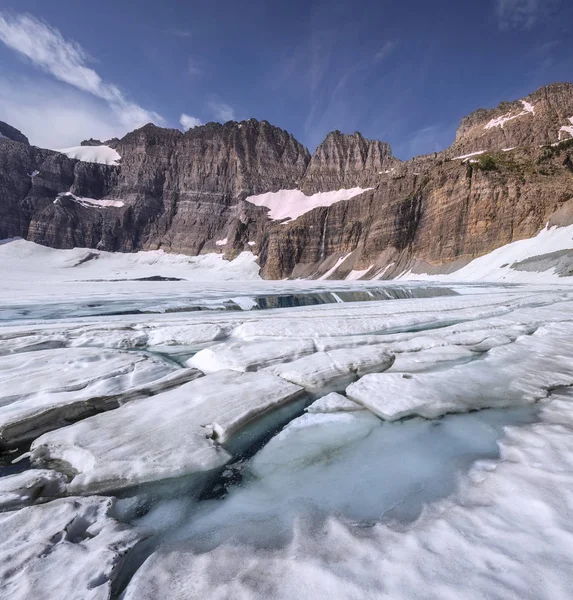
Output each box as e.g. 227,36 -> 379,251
1,82 -> 573,279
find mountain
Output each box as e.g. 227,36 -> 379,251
1,82 -> 572,279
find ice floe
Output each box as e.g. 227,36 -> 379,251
0,348 -> 176,446
30,371 -> 304,495
265,346 -> 395,395
347,322 -> 573,420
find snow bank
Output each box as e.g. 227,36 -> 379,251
401,224 -> 573,283
0,469 -> 66,510
56,145 -> 121,165
0,238 -> 261,283
244,188 -> 372,222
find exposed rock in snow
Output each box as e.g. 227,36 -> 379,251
56,145 -> 121,165
0,496 -> 142,600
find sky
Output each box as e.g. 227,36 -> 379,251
0,0 -> 571,159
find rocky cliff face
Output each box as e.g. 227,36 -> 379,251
300,131 -> 397,194
449,82 -> 573,156
1,82 -> 573,279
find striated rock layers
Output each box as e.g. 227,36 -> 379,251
1,82 -> 573,279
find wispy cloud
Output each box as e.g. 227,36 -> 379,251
0,12 -> 163,131
494,0 -> 559,30
209,98 -> 236,122
179,113 -> 202,130
373,40 -> 396,63
187,57 -> 201,77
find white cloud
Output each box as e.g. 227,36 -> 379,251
494,0 -> 558,30
209,99 -> 236,122
179,113 -> 203,130
0,12 -> 163,136
374,41 -> 396,63
0,75 -> 129,148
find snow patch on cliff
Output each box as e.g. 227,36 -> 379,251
484,100 -> 535,130
56,145 -> 121,165
54,192 -> 124,208
559,117 -> 573,140
244,188 -> 372,222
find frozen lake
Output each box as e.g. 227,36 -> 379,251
2,240 -> 573,599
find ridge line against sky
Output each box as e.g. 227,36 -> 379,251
0,0 -> 571,157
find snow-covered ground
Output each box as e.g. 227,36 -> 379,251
2,237 -> 573,599
399,223 -> 573,283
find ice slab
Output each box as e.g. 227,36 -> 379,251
306,393 -> 365,413
265,346 -> 394,395
30,371 -> 304,495
347,323 -> 573,420
387,345 -> 476,372
0,348 -> 177,446
0,496 -> 141,600
188,339 -> 316,373
0,469 -> 66,510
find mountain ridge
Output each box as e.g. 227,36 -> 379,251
1,81 -> 572,279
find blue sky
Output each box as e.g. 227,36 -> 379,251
0,0 -> 571,158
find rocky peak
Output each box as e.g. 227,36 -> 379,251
450,82 -> 573,156
80,138 -> 103,147
301,130 -> 398,193
170,119 -> 310,199
0,121 -> 29,145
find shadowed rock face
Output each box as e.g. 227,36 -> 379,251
0,121 -> 29,145
1,82 -> 573,279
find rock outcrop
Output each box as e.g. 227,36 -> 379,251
0,121 -> 29,145
1,82 -> 573,279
